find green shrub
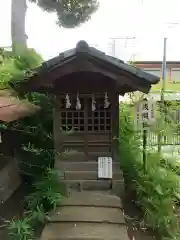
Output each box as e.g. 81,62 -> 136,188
25,205 -> 47,227
8,168 -> 64,239
1,48 -> 63,239
119,104 -> 142,187
135,152 -> 180,237
25,168 -> 64,212
119,104 -> 180,239
8,217 -> 34,240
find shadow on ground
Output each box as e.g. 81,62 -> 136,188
123,189 -> 156,240
0,185 -> 25,239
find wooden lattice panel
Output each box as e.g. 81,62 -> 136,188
87,110 -> 111,132
87,97 -> 111,133
60,111 -> 85,132
57,94 -> 113,160
60,97 -> 85,132
59,96 -> 111,133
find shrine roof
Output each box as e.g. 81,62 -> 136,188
40,41 -> 159,85
13,40 -> 160,94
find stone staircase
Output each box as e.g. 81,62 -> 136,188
56,160 -> 124,195
40,191 -> 129,240
39,160 -> 129,240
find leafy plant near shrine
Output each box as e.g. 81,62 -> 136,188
119,104 -> 180,239
8,217 -> 34,240
0,47 -> 53,177
0,48 -> 42,89
8,169 -> 64,239
25,168 -> 64,212
0,48 -> 65,239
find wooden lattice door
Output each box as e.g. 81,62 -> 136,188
86,96 -> 112,158
59,94 -> 112,161
59,95 -> 86,159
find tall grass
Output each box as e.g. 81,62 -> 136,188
8,168 -> 64,240
119,104 -> 180,239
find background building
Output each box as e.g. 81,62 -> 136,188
135,61 -> 180,82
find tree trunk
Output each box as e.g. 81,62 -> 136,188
11,0 -> 27,54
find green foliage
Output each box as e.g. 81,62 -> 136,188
29,0 -> 99,28
119,104 -> 141,186
0,47 -> 12,60
135,153 -> 180,237
0,46 -> 64,240
128,60 -> 136,67
119,104 -> 180,239
26,205 -> 47,226
0,44 -> 65,240
0,47 -> 42,90
8,168 -> 64,239
20,144 -> 54,177
25,168 -> 64,212
13,48 -> 43,70
0,48 -> 52,179
0,58 -> 22,89
8,218 -> 34,240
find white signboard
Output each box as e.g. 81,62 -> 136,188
98,157 -> 112,179
134,98 -> 156,130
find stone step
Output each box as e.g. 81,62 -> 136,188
56,152 -> 113,162
56,161 -> 120,171
41,237 -> 124,240
49,206 -> 126,224
64,170 -> 123,180
60,191 -> 123,208
62,179 -> 124,191
40,222 -> 129,240
40,191 -> 129,240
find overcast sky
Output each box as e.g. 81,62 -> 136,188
1,0 -> 180,61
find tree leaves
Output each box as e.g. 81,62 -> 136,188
29,0 -> 99,28
0,48 -> 42,90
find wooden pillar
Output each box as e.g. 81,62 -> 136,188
53,95 -> 62,164
111,92 -> 119,161
83,96 -> 88,161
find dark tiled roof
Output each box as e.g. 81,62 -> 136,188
13,41 -> 160,95
37,40 -> 159,85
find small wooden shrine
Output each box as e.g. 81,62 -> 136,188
17,41 -> 160,166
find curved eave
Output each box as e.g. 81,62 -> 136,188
12,41 -> 160,94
